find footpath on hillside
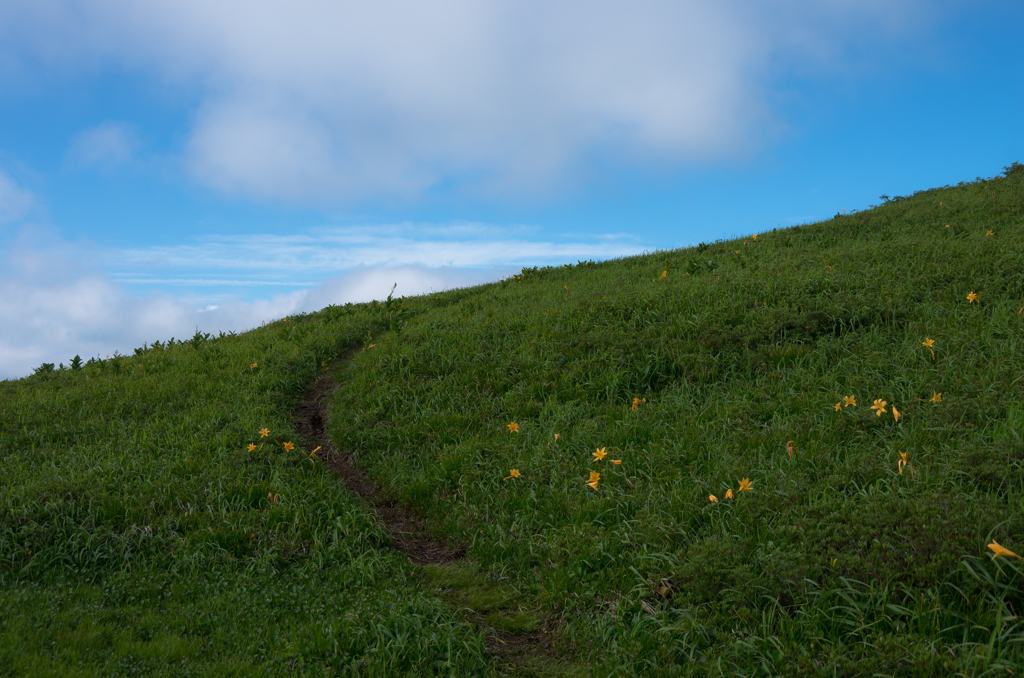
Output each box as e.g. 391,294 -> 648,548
292,366 -> 583,678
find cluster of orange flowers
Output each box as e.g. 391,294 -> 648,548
829,336 -> 949,423
496,272 -> 1015,556
245,427 -> 318,465
503,425 -> 622,490
832,394 -> 904,422
709,478 -> 753,503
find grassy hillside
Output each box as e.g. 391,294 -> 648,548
3,163 -> 1023,676
0,310 -> 495,676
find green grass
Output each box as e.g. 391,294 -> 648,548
0,308 -> 493,676
3,162 -> 1023,676
330,164 -> 1024,676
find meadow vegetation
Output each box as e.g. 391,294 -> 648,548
2,162 -> 1023,676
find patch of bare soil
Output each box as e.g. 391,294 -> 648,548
292,370 -> 563,673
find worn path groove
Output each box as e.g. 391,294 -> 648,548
293,368 -> 577,676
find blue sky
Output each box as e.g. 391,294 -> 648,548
1,0 -> 1022,379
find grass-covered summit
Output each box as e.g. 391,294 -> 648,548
2,163 -> 1023,676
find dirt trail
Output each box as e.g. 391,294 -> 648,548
292,370 -> 566,673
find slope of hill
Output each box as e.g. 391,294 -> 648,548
2,163 -> 1022,676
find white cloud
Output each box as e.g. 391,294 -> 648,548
3,223 -> 590,379
0,0 -> 938,203
66,121 -> 138,168
0,257 -> 505,380
105,224 -> 644,280
0,171 -> 33,222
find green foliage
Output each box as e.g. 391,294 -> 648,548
2,165 -> 1023,675
331,167 -> 1024,675
0,305 -> 493,675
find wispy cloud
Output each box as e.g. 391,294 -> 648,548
1,221 -> 640,379
65,121 -> 138,168
112,278 -> 320,286
0,258 -> 504,380
105,223 -> 647,285
0,171 -> 33,222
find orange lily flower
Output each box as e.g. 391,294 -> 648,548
988,540 -> 1022,559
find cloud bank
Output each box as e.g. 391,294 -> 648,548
0,0 -> 935,203
1,221 -> 644,380
0,253 -> 505,381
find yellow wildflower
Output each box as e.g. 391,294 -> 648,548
554,433 -> 561,440
988,540 -> 1022,559
967,291 -> 979,303
898,451 -> 909,475
844,395 -> 857,407
709,494 -> 719,503
834,401 -> 842,411
738,478 -> 753,492
892,405 -> 901,423
504,469 -> 521,481
930,391 -> 942,403
725,489 -> 733,500
507,422 -> 520,433
250,362 -> 258,370
586,471 -> 600,490
247,443 -> 256,452
283,442 -> 295,452
260,428 -> 270,438
593,447 -> 607,462
752,234 -> 758,241
986,230 -> 993,237
922,337 -> 935,359
871,399 -> 888,416
610,459 -> 622,465
660,270 -> 667,279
